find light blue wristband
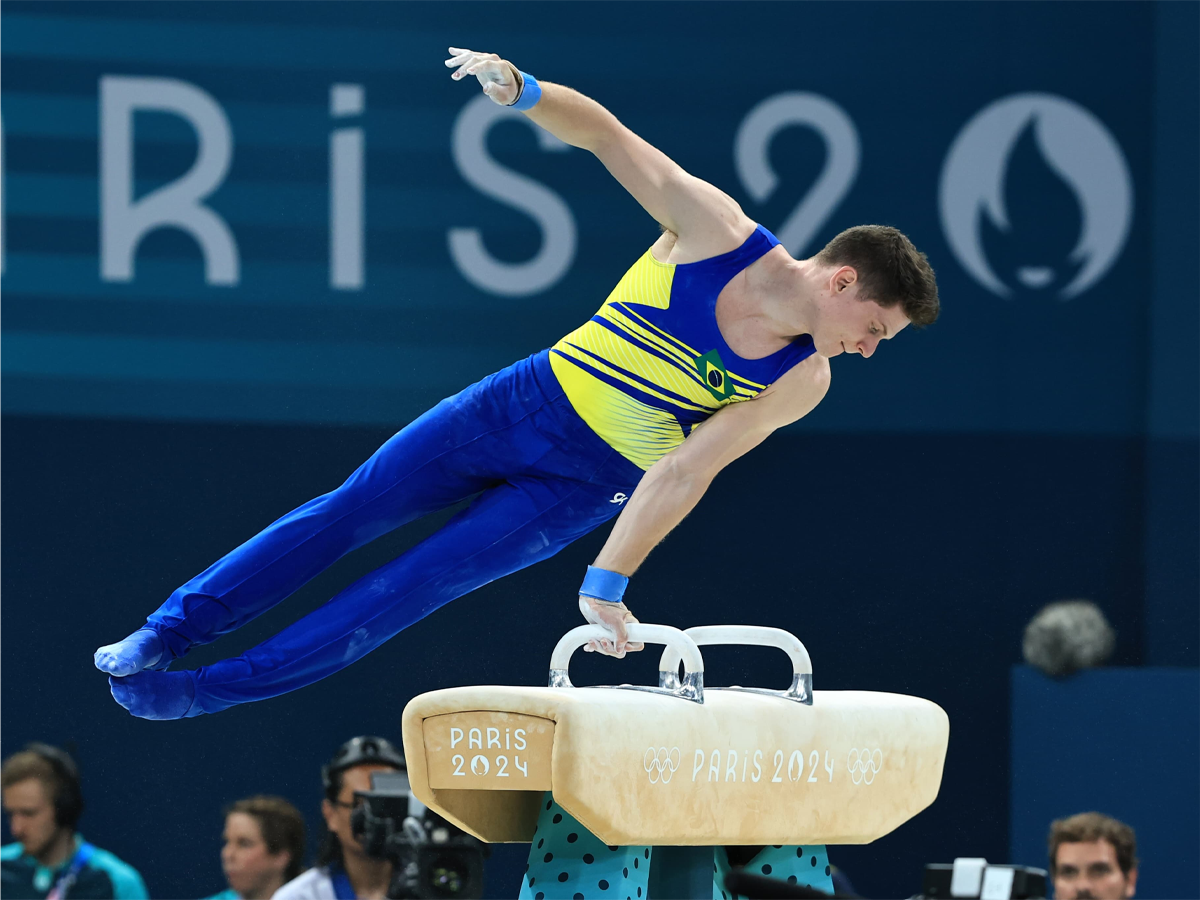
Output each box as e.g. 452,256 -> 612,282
509,71 -> 542,111
579,566 -> 628,604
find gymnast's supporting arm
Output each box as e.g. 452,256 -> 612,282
580,355 -> 832,657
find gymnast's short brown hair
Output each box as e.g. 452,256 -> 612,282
816,225 -> 940,327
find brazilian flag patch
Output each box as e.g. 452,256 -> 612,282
695,349 -> 735,402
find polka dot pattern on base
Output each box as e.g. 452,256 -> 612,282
517,794 -> 832,900
518,793 -> 651,900
712,844 -> 833,899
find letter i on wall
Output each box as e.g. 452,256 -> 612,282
330,84 -> 364,290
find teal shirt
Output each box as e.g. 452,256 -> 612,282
1,836 -> 148,899
201,890 -> 240,899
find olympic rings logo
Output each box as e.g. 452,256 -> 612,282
644,747 -> 680,784
846,749 -> 883,785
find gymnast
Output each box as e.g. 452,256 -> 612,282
95,48 -> 939,719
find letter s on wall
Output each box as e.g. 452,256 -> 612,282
448,95 -> 576,297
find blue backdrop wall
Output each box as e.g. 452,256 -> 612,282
1011,666 -> 1200,900
2,3 -> 1196,899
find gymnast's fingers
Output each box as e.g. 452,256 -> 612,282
446,47 -> 487,67
464,59 -> 505,81
449,55 -> 482,80
449,51 -> 491,78
620,611 -> 643,653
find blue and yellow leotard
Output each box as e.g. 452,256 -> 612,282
550,224 -> 816,469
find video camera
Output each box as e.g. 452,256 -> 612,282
351,770 -> 487,900
918,859 -> 1048,900
723,856 -> 1048,899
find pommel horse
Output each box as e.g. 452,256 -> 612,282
402,625 -> 949,899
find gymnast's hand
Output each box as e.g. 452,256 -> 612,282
579,596 -> 645,659
445,47 -> 522,106
108,670 -> 195,720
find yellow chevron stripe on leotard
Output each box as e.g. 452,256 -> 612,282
549,247 -> 760,471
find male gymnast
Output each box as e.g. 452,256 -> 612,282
95,49 -> 939,719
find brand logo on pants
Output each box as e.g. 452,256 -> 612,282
610,493 -> 628,504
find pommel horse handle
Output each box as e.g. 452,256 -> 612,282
549,624 -> 706,703
658,625 -> 814,706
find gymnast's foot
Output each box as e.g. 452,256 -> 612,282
94,628 -> 166,677
108,670 -> 196,720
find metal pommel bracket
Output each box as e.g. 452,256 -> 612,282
548,624 -> 705,703
658,625 -> 814,705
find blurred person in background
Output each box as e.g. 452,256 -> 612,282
1,744 -> 148,899
204,796 -> 306,900
274,737 -> 404,900
1049,812 -> 1138,899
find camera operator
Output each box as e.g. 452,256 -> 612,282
1048,812 -> 1137,900
274,737 -> 405,900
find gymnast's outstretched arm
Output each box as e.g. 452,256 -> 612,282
580,353 -> 832,656
445,48 -> 752,258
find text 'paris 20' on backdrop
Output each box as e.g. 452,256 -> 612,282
4,2 -> 1194,439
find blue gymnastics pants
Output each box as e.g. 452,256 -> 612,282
141,350 -> 644,716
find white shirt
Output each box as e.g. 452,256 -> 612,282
272,867 -> 337,900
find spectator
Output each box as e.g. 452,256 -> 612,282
273,737 -> 405,900
205,796 -> 306,900
1,743 -> 148,899
1049,812 -> 1138,899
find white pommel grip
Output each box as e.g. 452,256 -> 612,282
549,624 -> 705,702
658,625 -> 814,705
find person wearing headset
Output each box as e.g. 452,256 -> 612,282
1,744 -> 148,900
273,737 -> 405,900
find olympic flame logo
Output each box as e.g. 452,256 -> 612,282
846,749 -> 883,785
644,747 -> 680,785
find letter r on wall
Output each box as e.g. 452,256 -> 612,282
100,76 -> 239,285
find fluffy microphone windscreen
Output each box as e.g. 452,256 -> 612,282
1022,599 -> 1116,677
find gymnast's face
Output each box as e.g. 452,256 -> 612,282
2,779 -> 64,860
1053,840 -> 1137,899
812,266 -> 910,359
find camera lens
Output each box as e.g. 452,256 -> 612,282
426,856 -> 468,896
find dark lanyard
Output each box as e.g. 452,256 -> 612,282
46,842 -> 95,900
330,866 -> 357,900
